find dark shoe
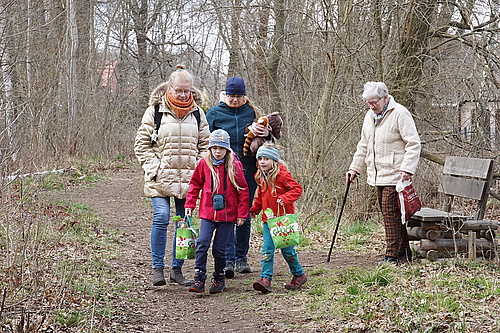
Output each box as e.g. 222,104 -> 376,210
170,267 -> 192,286
224,262 -> 235,279
253,277 -> 272,294
378,256 -> 398,265
189,273 -> 205,293
152,268 -> 166,286
285,273 -> 308,290
235,259 -> 252,273
398,248 -> 413,263
209,275 -> 226,294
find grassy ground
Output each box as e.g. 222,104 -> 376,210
1,156 -> 500,332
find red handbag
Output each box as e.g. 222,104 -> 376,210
396,180 -> 421,223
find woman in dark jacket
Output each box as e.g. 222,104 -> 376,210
206,76 -> 269,276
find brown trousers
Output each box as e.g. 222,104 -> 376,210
377,186 -> 409,258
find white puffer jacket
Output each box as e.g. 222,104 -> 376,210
349,95 -> 421,186
134,83 -> 210,198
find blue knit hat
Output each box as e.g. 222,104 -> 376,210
209,129 -> 231,150
225,76 -> 246,95
256,146 -> 280,162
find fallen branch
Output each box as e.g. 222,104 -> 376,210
2,167 -> 75,183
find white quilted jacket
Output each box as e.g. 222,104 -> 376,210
349,95 -> 421,186
134,86 -> 210,198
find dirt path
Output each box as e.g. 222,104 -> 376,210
51,166 -> 380,332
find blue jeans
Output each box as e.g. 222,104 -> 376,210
260,222 -> 304,281
195,219 -> 234,279
150,197 -> 186,269
225,170 -> 257,264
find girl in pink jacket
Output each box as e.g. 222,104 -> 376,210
185,129 -> 249,294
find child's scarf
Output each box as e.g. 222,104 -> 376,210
373,96 -> 390,126
166,92 -> 194,119
212,157 -> 225,166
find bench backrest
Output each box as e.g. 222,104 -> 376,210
438,156 -> 494,220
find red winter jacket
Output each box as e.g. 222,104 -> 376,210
185,156 -> 249,222
250,164 -> 302,222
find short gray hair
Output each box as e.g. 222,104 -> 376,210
362,82 -> 388,99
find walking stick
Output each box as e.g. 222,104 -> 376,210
327,176 -> 352,262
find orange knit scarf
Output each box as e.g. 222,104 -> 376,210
166,92 -> 195,119
224,96 -> 247,109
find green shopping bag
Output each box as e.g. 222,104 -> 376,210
266,209 -> 301,249
175,216 -> 198,260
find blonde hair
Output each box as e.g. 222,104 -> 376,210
255,158 -> 281,195
168,64 -> 193,87
245,98 -> 262,118
204,150 -> 246,192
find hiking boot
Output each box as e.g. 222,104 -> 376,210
253,277 -> 272,294
224,262 -> 235,279
235,259 -> 252,273
152,267 -> 166,286
209,275 -> 226,294
378,256 -> 398,265
285,273 -> 308,291
189,273 -> 205,293
170,267 -> 191,286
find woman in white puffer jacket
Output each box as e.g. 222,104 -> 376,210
134,64 -> 210,287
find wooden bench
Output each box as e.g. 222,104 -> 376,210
407,156 -> 498,261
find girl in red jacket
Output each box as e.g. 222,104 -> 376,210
250,145 -> 307,293
185,129 -> 249,294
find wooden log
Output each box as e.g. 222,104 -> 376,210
479,229 -> 496,240
457,220 -> 499,231
420,238 -> 495,251
407,227 -> 440,241
421,222 -> 444,231
426,250 -> 439,262
484,249 -> 496,260
468,230 -> 477,260
438,231 -> 459,239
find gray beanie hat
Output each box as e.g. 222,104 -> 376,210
209,129 -> 231,150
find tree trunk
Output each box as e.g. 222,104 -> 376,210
128,0 -> 152,106
227,0 -> 242,77
255,0 -> 271,101
267,0 -> 285,114
67,0 -> 78,154
392,0 -> 436,111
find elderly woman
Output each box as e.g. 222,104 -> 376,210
135,64 -> 210,286
206,76 -> 270,277
346,82 -> 421,264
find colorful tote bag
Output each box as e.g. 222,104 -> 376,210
266,208 -> 301,249
175,216 -> 198,260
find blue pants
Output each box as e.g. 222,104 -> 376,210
195,219 -> 234,279
150,197 -> 185,269
260,222 -> 304,281
225,170 -> 257,263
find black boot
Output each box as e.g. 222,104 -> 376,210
170,267 -> 191,286
189,273 -> 206,293
398,248 -> 413,263
209,274 -> 226,294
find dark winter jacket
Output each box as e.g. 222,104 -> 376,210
206,101 -> 257,175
